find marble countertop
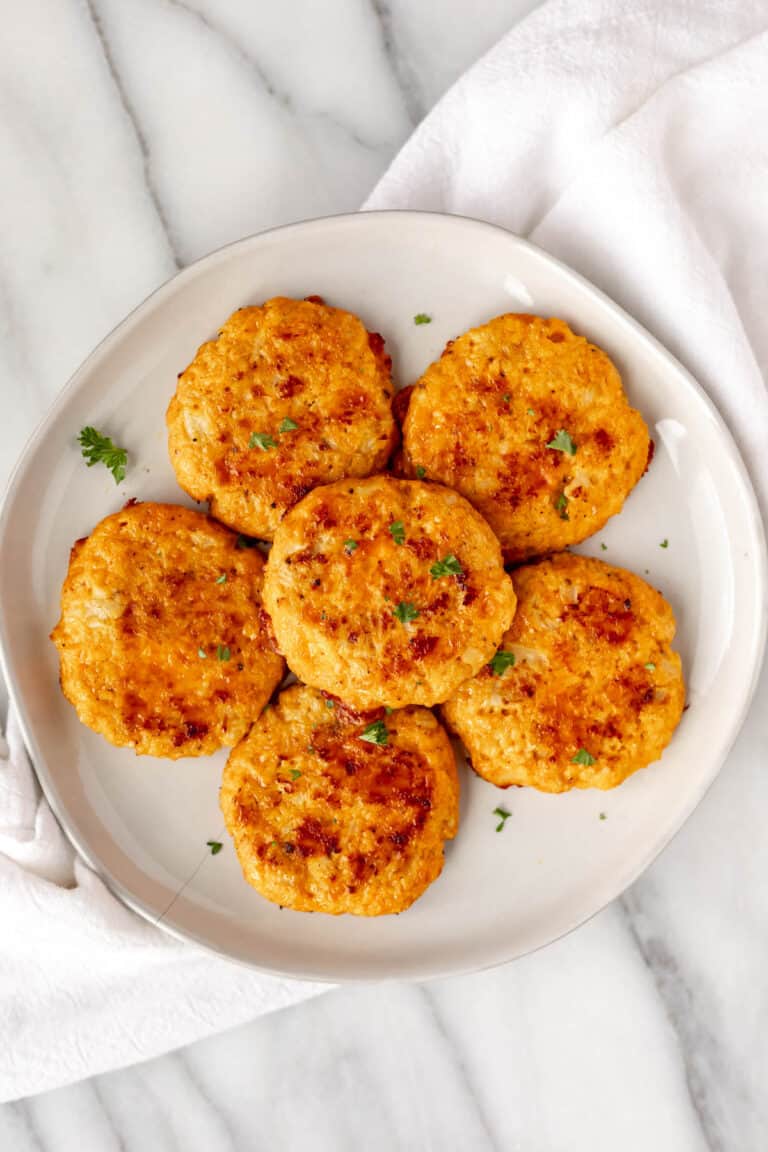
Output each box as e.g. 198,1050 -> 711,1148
1,2 -> 766,1149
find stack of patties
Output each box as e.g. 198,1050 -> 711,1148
51,299 -> 684,917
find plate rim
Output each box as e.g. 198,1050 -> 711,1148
1,209 -> 766,982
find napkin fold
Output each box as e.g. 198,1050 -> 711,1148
3,0 -> 767,1103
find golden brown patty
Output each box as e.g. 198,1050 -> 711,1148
220,684 -> 459,915
400,314 -> 651,562
50,502 -> 284,758
262,475 -> 517,709
442,553 -> 684,792
166,297 -> 397,538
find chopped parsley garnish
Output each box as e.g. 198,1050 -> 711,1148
216,644 -> 231,662
415,465 -> 426,479
489,650 -> 516,676
344,539 -> 358,554
503,394 -> 511,404
78,427 -> 128,484
289,769 -> 302,780
235,534 -> 258,549
599,812 -> 607,821
206,840 -> 223,855
249,431 -> 278,451
494,806 -> 511,832
215,573 -> 227,584
644,662 -> 656,671
430,554 -> 463,579
325,699 -> 335,709
546,428 -> 577,456
527,407 -> 535,416
389,520 -> 406,545
278,417 -> 299,433
600,543 -> 608,551
359,719 -> 388,745
414,313 -> 432,325
660,538 -> 669,549
197,647 -> 207,659
384,706 -> 393,715
555,492 -> 569,521
571,748 -> 596,766
393,601 -> 419,624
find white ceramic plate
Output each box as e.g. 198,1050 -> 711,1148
0,212 -> 765,981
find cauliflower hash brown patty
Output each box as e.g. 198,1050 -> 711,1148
263,476 -> 517,709
50,502 -> 284,758
220,684 -> 459,915
400,314 -> 650,562
167,297 -> 397,539
443,553 -> 684,792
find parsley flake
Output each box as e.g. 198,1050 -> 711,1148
600,543 -> 608,551
415,465 -> 426,479
527,407 -> 535,416
389,520 -> 406,545
571,748 -> 596,766
660,538 -> 669,549
197,647 -> 207,659
547,428 -> 577,455
384,706 -> 394,715
249,431 -> 278,451
503,394 -> 511,404
278,417 -> 299,433
555,492 -> 569,521
344,539 -> 358,554
325,699 -> 335,709
430,554 -> 463,579
78,427 -> 128,484
599,812 -> 607,821
207,840 -> 223,855
489,650 -> 516,676
414,313 -> 432,325
393,601 -> 419,624
360,719 -> 388,745
215,573 -> 227,584
216,644 -> 231,662
644,662 -> 656,671
289,769 -> 302,780
494,806 -> 511,832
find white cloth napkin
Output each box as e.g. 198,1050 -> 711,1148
3,0 -> 768,1104
0,709 -> 326,1102
367,0 -> 768,515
